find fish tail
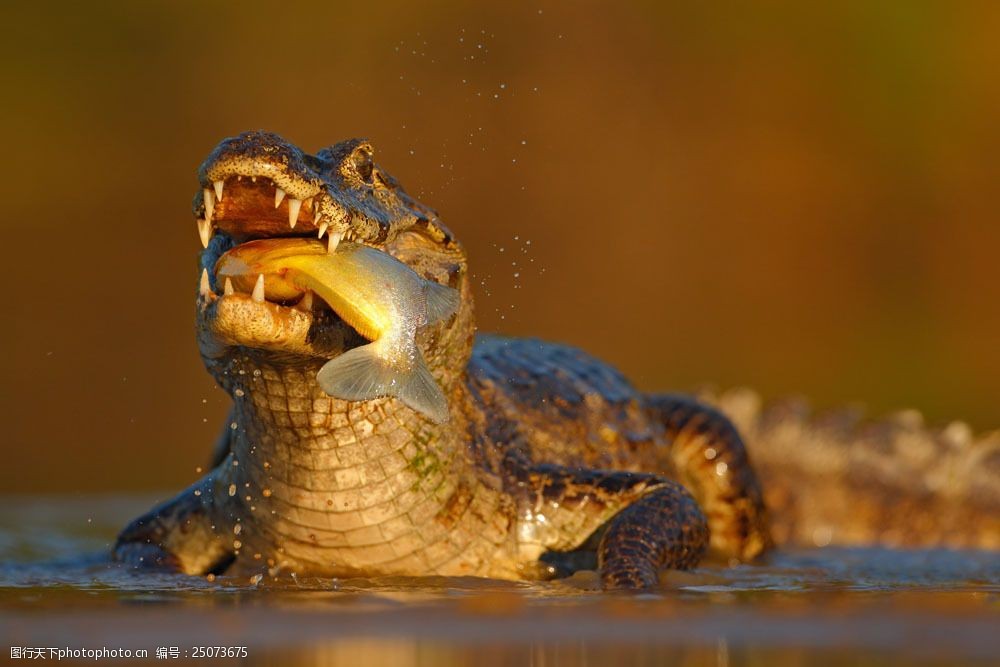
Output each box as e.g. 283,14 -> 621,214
423,280 -> 460,324
316,343 -> 450,423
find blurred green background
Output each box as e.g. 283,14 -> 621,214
1,1 -> 997,493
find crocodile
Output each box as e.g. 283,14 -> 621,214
113,131 -> 999,588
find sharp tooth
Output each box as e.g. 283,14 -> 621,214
199,268 -> 212,297
252,274 -> 266,303
317,221 -> 329,239
298,291 -> 314,311
203,188 -> 215,220
288,198 -> 301,228
224,277 -> 234,295
327,231 -> 341,254
251,176 -> 257,183
274,187 -> 285,208
304,197 -> 313,211
197,218 -> 212,248
213,180 -> 224,202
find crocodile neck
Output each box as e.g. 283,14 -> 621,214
210,354 -> 511,577
196,259 -> 520,577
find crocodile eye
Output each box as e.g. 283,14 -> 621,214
350,146 -> 374,183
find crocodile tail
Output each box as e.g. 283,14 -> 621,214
697,387 -> 1000,550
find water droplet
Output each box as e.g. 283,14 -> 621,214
812,526 -> 833,547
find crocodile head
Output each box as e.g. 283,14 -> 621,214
193,131 -> 472,398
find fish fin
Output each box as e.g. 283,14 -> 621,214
316,344 -> 450,423
316,343 -> 397,402
395,351 -> 450,424
423,281 -> 460,324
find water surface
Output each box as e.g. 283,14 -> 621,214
2,495 -> 997,666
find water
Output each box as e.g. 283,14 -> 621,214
1,495 -> 997,666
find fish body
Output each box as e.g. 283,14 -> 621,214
215,239 -> 458,422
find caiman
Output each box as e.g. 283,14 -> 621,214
114,131 -> 1000,588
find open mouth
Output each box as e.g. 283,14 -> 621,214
195,166 -> 370,358
198,173 -> 346,304
196,172 -> 367,251
190,132 -> 463,420
191,131 -> 459,364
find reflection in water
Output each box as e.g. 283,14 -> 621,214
1,496 -> 997,666
260,640 -> 900,667
264,640 -> 995,667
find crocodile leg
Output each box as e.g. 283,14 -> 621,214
512,458 -> 709,589
646,393 -> 771,561
113,470 -> 234,575
598,482 -> 709,589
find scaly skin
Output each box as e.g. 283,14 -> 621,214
114,131 -> 996,589
113,131 -> 766,588
703,387 -> 1000,550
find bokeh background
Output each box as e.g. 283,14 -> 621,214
2,1 -> 997,493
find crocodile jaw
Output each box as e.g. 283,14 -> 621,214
190,132 -> 469,390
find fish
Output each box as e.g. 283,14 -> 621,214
214,238 -> 459,423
